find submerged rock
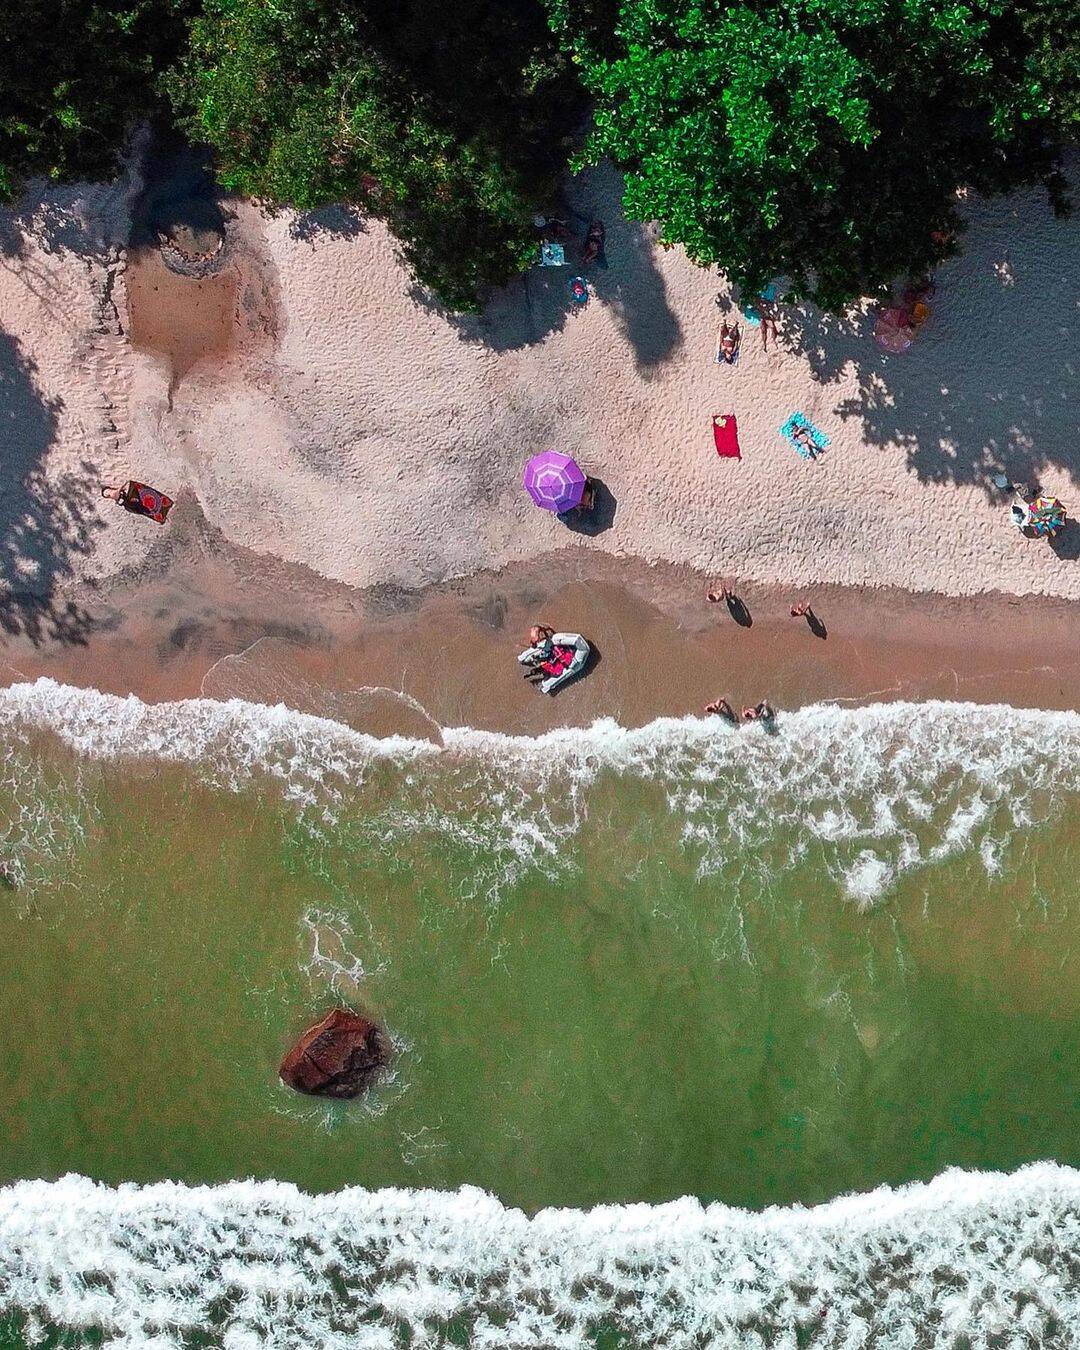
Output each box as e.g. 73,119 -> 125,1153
279,1009 -> 389,1099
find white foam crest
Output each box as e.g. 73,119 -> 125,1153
3,681 -> 1080,904
2,1166 -> 1080,1348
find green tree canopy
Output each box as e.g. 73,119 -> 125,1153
170,0 -> 583,310
551,0 -> 1075,309
0,0 -> 190,200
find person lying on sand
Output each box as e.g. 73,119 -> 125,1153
716,321 -> 740,365
742,701 -> 776,724
705,698 -> 737,722
790,425 -> 820,458
100,480 -> 174,524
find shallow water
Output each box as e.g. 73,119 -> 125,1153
2,681 -> 1080,1344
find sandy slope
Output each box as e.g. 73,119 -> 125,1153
1,155 -> 1078,620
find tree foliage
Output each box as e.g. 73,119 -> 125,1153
551,0 -> 1076,309
0,0 -> 191,199
169,0 -> 583,310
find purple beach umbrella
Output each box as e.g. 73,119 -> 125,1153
523,450 -> 587,513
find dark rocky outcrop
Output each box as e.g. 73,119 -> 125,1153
279,1009 -> 389,1099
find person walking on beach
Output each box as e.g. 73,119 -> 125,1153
742,700 -> 776,724
705,698 -> 737,722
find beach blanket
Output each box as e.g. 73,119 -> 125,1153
539,241 -> 565,267
779,412 -> 829,460
713,414 -> 741,459
122,480 -> 174,524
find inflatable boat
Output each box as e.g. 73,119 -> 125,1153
518,632 -> 592,694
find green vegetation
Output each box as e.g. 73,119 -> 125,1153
0,0 -> 190,199
168,0 -> 582,310
550,0 -> 1077,309
0,0 -> 1076,310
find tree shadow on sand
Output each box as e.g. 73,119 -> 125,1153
0,330 -> 102,645
417,163 -> 683,371
779,163 -> 1080,514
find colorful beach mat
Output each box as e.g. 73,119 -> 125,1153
780,412 -> 829,460
712,414 -> 741,459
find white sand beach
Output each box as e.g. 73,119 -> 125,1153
1,152 -> 1078,633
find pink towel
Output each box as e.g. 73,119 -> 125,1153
713,414 -> 741,459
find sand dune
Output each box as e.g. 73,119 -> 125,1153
1,152 -> 1078,629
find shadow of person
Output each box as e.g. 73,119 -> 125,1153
558,479 -> 617,536
726,594 -> 753,627
807,610 -> 828,639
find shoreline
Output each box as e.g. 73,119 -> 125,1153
4,536 -> 1079,736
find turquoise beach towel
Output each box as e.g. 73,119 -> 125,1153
780,412 -> 830,460
741,282 -> 778,327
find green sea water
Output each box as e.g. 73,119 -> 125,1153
2,683 -> 1080,1218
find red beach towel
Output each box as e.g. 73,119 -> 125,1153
712,414 -> 741,459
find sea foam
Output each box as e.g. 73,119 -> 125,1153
1,679 -> 1079,904
1,1165 -> 1079,1348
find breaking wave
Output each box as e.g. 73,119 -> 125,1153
1,679 -> 1079,905
2,1165 -> 1079,1348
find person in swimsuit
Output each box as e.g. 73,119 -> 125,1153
759,296 -> 779,351
742,700 -> 776,724
100,480 -> 174,522
717,321 -> 740,364
581,220 -> 606,265
790,424 -> 820,458
705,698 -> 737,722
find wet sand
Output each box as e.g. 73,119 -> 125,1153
3,512 -> 1079,735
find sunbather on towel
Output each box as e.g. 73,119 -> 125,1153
790,424 -> 821,458
716,320 -> 740,365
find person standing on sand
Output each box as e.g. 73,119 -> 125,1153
759,297 -> 779,351
707,582 -> 733,604
742,701 -> 776,724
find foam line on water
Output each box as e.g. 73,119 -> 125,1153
1,1165 -> 1079,1348
2,679 -> 1080,903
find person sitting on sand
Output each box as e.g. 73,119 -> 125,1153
742,700 -> 775,724
581,220 -> 606,265
717,320 -> 740,365
705,698 -> 737,722
557,477 -> 597,521
100,480 -> 174,524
